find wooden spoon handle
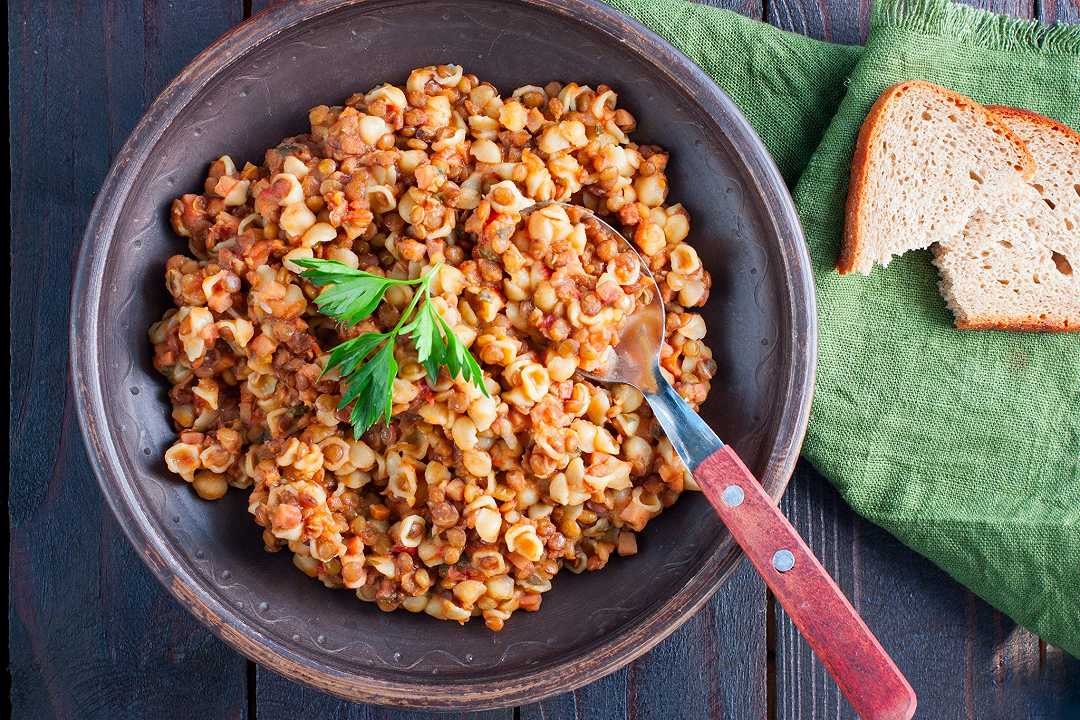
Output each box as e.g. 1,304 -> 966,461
695,446 -> 917,720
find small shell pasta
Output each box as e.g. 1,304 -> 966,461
150,64 -> 715,633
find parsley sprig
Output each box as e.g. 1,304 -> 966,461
293,258 -> 488,438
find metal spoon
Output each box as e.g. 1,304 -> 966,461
524,202 -> 916,720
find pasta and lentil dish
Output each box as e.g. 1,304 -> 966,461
151,65 -> 715,630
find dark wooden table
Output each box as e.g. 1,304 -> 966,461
9,1 -> 1079,718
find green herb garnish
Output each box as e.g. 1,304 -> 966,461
293,258 -> 489,438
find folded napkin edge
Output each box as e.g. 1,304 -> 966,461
875,0 -> 1080,56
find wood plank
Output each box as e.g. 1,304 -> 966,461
766,0 -> 871,44
697,0 -> 767,20
251,0 -> 286,13
965,0 -> 1039,19
12,1 -> 1073,719
238,3 -> 502,715
520,561 -> 768,720
254,668 -> 513,720
8,2 -> 248,719
520,6 -> 771,717
1040,0 -> 1080,26
766,0 -> 1037,44
774,462 -> 1080,720
258,0 -> 768,13
764,0 -> 1078,715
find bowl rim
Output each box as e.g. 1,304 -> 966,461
70,0 -> 817,709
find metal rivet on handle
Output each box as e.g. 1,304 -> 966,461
721,485 -> 744,507
772,549 -> 796,573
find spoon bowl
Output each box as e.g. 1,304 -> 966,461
521,201 -> 667,392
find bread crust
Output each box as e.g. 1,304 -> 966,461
955,316 -> 1077,332
838,81 -> 1035,275
987,105 -> 1080,148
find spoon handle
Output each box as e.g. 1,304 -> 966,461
695,445 -> 916,720
644,383 -> 916,720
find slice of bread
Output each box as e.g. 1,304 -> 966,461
989,107 -> 1080,238
931,109 -> 1080,331
839,81 -> 1034,275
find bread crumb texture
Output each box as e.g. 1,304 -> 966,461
841,81 -> 1078,331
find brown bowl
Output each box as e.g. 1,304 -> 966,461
70,0 -> 815,709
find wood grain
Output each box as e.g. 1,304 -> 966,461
965,0 -> 1038,20
697,0 -> 767,21
251,0 -> 287,13
8,2 -> 248,719
255,667 -> 513,720
766,0 -> 872,44
766,0 -> 1038,43
9,0 -> 1080,718
1041,0 -> 1080,24
774,462 -> 1080,720
520,560 -> 768,720
271,0 -> 764,12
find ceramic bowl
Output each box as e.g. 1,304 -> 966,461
71,0 -> 815,708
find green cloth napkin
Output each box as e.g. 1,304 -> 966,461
606,0 -> 1080,656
